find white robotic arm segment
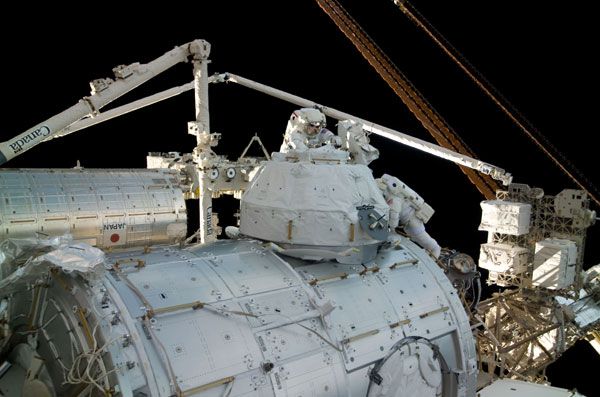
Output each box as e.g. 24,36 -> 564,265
220,73 -> 512,185
0,39 -> 210,165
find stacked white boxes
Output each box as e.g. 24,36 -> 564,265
478,201 -> 532,275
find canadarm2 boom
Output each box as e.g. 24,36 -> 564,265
217,73 -> 511,185
0,39 -> 210,165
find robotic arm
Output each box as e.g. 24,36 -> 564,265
0,39 -> 210,165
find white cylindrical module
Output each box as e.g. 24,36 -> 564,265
0,169 -> 187,248
240,160 -> 389,247
240,159 -> 390,264
5,237 -> 476,396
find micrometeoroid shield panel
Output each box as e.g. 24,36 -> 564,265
0,168 -> 187,248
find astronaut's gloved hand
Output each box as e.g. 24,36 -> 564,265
332,135 -> 342,147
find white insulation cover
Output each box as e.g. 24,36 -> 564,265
0,234 -> 104,296
479,379 -> 584,397
479,243 -> 530,273
532,238 -> 577,289
240,160 -> 388,246
479,200 -> 531,236
0,168 -> 187,248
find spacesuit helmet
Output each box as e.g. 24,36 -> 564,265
294,108 -> 326,135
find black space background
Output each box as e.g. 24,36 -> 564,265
1,1 -> 598,395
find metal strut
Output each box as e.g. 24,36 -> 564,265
393,0 -> 600,207
315,0 -> 501,199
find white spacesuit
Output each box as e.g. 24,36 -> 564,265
337,120 -> 379,165
280,108 -> 341,152
377,174 -> 442,258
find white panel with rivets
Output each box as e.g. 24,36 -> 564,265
237,288 -> 315,329
205,252 -> 299,296
152,307 -> 261,392
255,321 -> 330,363
65,237 -> 477,397
269,351 -> 345,397
126,258 -> 234,309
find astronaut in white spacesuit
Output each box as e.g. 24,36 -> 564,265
280,108 -> 341,152
377,174 -> 442,258
337,120 -> 379,165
